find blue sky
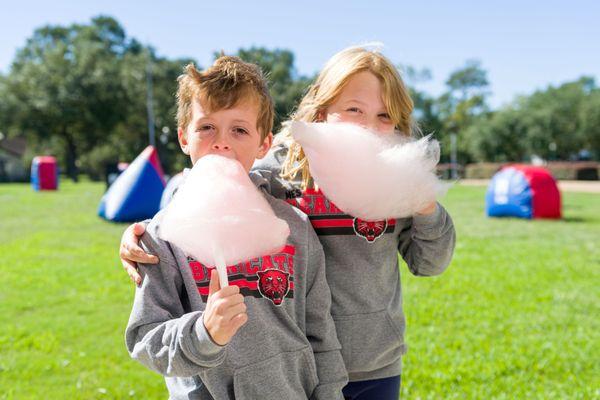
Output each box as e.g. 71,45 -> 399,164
1,0 -> 599,108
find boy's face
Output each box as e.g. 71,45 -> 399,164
178,99 -> 273,172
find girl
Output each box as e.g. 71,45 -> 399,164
120,45 -> 455,399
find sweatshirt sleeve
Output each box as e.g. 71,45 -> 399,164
303,222 -> 348,400
124,218 -> 226,377
397,202 -> 456,277
251,145 -> 293,200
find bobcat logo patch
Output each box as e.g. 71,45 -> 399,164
353,218 -> 388,242
257,269 -> 290,305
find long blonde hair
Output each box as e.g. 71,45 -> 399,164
276,45 -> 417,189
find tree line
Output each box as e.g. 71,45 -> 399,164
0,16 -> 597,181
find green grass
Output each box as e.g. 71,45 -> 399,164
0,181 -> 598,399
402,186 -> 600,399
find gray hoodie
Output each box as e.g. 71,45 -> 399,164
252,143 -> 456,382
125,172 -> 348,399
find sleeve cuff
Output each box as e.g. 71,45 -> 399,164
194,319 -> 226,356
180,316 -> 226,366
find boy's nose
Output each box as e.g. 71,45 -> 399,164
212,142 -> 231,151
212,133 -> 231,151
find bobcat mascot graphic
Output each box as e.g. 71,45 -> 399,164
353,218 -> 388,242
257,269 -> 290,305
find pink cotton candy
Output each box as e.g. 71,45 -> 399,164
159,155 -> 290,286
289,121 -> 449,221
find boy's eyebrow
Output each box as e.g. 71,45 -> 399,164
193,118 -> 211,127
231,119 -> 252,125
192,118 -> 253,127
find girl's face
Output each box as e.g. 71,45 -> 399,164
323,71 -> 395,135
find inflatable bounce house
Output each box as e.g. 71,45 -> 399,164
98,146 -> 166,222
31,156 -> 58,191
486,164 -> 561,219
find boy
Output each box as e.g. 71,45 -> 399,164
125,57 -> 347,399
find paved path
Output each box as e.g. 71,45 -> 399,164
458,179 -> 600,193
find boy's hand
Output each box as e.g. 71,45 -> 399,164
120,222 -> 159,285
203,270 -> 248,346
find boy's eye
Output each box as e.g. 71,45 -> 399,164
346,107 -> 361,113
233,127 -> 249,135
196,124 -> 214,132
378,113 -> 391,121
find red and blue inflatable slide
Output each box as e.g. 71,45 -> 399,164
486,165 -> 561,219
98,146 -> 166,222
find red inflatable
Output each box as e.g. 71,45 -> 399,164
31,156 -> 58,191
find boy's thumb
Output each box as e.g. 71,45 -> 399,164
208,269 -> 220,297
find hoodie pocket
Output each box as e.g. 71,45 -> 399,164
233,346 -> 318,400
333,310 -> 406,374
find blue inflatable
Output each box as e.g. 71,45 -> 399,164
98,146 -> 166,222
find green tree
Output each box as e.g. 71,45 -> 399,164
79,49 -> 194,179
445,59 -> 489,102
401,65 -> 443,136
464,106 -> 528,162
233,47 -> 313,132
578,88 -> 600,159
437,60 -> 490,163
2,16 -> 130,180
460,76 -> 599,162
0,16 -> 196,180
521,77 -> 595,160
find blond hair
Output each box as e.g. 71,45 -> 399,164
176,56 -> 274,140
276,45 -> 416,189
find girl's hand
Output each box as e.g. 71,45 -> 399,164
119,222 -> 159,285
203,270 -> 248,345
415,202 -> 437,216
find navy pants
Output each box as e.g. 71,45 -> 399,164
343,375 -> 401,400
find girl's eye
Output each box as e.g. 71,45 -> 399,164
378,113 -> 391,121
346,107 -> 361,113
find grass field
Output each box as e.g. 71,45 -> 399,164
0,181 -> 598,399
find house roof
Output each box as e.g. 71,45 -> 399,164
0,136 -> 26,157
